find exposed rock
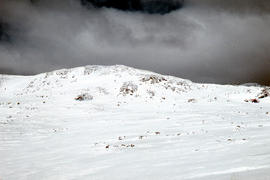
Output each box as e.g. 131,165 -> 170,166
258,87 -> 270,99
188,98 -> 197,103
244,98 -> 260,103
75,93 -> 93,101
120,82 -> 138,96
141,74 -> 167,84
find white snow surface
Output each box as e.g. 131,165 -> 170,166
0,65 -> 270,180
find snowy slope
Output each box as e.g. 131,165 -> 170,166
0,65 -> 270,180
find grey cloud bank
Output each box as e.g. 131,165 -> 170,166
0,0 -> 270,85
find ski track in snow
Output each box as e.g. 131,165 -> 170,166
0,65 -> 270,180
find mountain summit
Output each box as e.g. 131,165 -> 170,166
1,65 -> 270,179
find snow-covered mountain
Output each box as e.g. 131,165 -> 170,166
0,65 -> 270,180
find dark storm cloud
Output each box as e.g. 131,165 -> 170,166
81,0 -> 184,14
0,0 -> 270,85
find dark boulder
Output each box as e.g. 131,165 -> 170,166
81,0 -> 184,14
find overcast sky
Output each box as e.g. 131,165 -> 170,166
0,0 -> 270,85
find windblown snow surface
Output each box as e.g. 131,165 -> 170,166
0,65 -> 270,180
